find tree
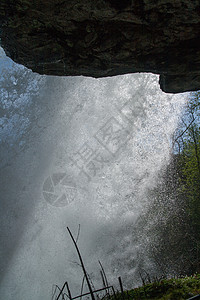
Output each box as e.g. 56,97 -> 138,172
173,91 -> 200,273
145,91 -> 200,276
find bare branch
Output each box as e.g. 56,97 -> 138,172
76,224 -> 81,243
67,227 -> 95,300
173,116 -> 196,147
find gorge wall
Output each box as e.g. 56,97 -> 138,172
0,0 -> 200,93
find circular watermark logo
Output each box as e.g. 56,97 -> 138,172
43,173 -> 77,207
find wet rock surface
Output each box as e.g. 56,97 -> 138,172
0,0 -> 200,93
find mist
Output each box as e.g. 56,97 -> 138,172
0,48 -> 188,299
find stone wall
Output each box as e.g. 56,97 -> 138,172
0,0 -> 200,93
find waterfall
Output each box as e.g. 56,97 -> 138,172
0,48 -> 188,299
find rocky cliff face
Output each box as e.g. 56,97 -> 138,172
0,0 -> 200,93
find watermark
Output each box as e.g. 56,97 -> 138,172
42,95 -> 147,207
42,173 -> 77,207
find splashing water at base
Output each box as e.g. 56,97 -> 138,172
0,49 -> 188,299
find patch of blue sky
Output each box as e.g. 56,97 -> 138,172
0,47 -> 16,72
0,46 -> 45,166
0,113 -> 29,143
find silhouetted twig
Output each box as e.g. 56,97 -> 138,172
80,276 -> 85,300
76,224 -> 81,243
139,271 -> 147,298
118,277 -> 124,300
72,286 -> 114,300
100,271 -> 106,288
56,282 -> 71,300
99,261 -> 109,288
67,227 -> 95,300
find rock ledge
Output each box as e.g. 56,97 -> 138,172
0,0 -> 200,93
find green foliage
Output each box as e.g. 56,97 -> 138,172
143,91 -> 200,276
176,92 -> 200,268
109,274 -> 200,300
181,129 -> 200,230
170,91 -> 200,273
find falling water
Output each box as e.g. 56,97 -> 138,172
0,48 -> 188,299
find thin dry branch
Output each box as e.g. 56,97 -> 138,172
67,227 -> 95,300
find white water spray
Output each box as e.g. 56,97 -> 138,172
0,48 -> 188,299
